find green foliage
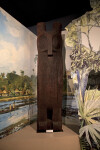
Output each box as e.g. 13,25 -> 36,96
78,89 -> 100,149
0,87 -> 5,91
65,23 -> 78,47
12,71 -> 16,74
34,55 -> 38,64
78,90 -> 100,124
0,78 -> 9,90
0,71 -> 36,96
79,123 -> 100,149
1,73 -> 5,78
6,72 -> 19,83
70,45 -> 100,73
20,70 -> 24,77
80,137 -> 90,150
31,75 -> 37,86
65,6 -> 100,74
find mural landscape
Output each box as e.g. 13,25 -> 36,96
65,0 -> 100,149
0,8 -> 37,138
61,31 -> 79,131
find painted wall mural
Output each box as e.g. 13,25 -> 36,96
61,31 -> 79,132
0,8 -> 37,138
65,0 -> 100,149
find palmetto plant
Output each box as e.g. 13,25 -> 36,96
78,89 -> 100,149
79,123 -> 100,149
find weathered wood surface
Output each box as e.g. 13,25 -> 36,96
37,22 -> 63,132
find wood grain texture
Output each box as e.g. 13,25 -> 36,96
37,22 -> 63,132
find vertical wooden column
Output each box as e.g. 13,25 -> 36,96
37,22 -> 63,132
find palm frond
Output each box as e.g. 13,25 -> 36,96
78,90 -> 100,125
79,123 -> 100,149
78,89 -> 100,149
80,137 -> 90,150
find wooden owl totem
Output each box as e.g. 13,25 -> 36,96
37,22 -> 63,132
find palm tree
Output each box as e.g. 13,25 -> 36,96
1,72 -> 5,81
20,70 -> 24,77
12,71 -> 16,74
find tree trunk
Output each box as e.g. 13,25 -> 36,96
76,68 -> 90,101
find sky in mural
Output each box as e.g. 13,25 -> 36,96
0,8 -> 37,77
81,26 -> 100,52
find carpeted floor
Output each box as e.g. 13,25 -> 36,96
0,123 -> 80,150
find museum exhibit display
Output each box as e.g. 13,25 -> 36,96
0,0 -> 100,149
37,22 -> 63,132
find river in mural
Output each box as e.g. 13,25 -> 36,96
0,99 -> 37,138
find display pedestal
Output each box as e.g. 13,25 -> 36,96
0,122 -> 80,150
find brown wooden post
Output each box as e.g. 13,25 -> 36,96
37,22 -> 63,132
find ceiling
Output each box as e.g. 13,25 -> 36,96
0,0 -> 92,27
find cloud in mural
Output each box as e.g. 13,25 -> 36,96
1,8 -> 22,38
0,40 -> 30,75
0,7 -> 37,77
5,22 -> 21,38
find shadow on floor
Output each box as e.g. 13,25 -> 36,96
30,120 -> 79,134
29,119 -> 37,131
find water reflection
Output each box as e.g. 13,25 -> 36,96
0,99 -> 37,132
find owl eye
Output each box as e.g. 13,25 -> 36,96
38,34 -> 47,50
52,35 -> 61,49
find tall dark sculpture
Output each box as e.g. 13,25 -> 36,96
37,22 -> 63,132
